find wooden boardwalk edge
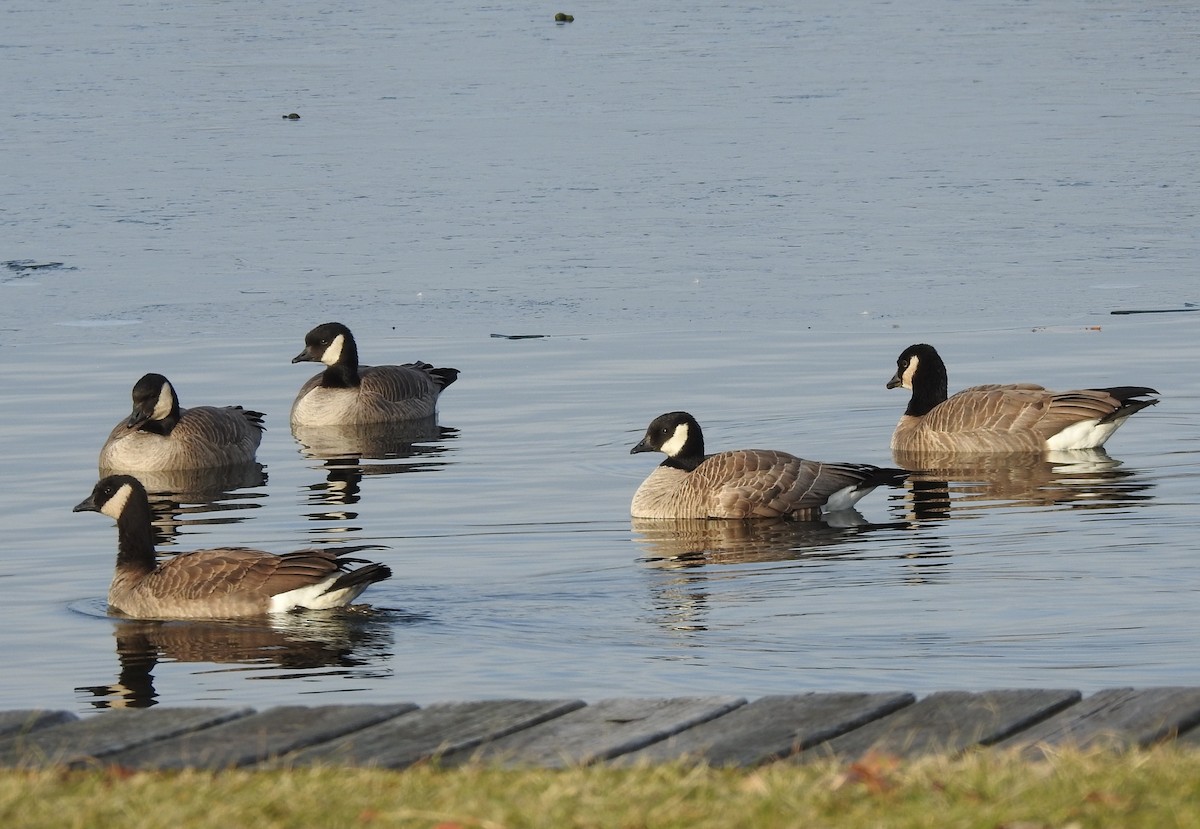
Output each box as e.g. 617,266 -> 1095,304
1,688 -> 1199,771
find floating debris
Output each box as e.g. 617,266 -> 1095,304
4,260 -> 69,272
555,12 -> 574,22
1110,305 -> 1198,315
490,333 -> 549,340
282,112 -> 301,120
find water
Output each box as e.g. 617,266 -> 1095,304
1,0 -> 1197,712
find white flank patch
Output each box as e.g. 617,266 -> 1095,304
823,483 -> 873,513
1045,418 -> 1118,451
101,483 -> 134,520
152,380 -> 175,420
659,422 -> 690,457
269,575 -> 368,612
321,333 -> 345,366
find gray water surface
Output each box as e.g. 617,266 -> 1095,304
1,0 -> 1197,712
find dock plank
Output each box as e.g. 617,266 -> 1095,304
797,689 -> 1082,761
281,699 -> 586,768
0,710 -> 77,740
612,692 -> 916,767
0,707 -> 251,768
446,696 -> 747,768
995,687 -> 1200,755
103,703 -> 418,770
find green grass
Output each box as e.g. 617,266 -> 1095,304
2,748 -> 1200,829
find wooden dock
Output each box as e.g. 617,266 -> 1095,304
2,688 -> 1200,770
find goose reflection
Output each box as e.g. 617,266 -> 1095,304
293,417 -> 458,524
893,448 -> 1154,519
631,514 -> 896,568
75,609 -> 395,709
100,461 -> 267,548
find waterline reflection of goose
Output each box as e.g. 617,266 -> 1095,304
894,448 -> 1154,518
76,610 -> 396,709
293,416 -> 457,466
631,515 -> 904,568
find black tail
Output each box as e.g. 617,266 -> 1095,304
430,367 -> 460,391
328,562 -> 392,594
862,466 -> 910,488
1096,387 -> 1159,424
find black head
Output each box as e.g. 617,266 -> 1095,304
126,373 -> 179,430
630,411 -> 705,467
887,343 -> 948,415
292,322 -> 357,367
887,343 -> 945,389
73,474 -> 148,519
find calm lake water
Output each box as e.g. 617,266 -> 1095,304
2,0 -> 1197,713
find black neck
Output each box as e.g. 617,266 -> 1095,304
320,335 -> 362,387
321,363 -> 362,388
115,494 -> 159,575
140,410 -> 179,436
663,453 -> 707,472
907,368 -> 948,417
663,421 -> 706,472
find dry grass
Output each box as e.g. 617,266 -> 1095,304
2,747 -> 1199,829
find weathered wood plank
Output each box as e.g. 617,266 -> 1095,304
0,707 -> 251,768
612,692 -> 916,767
279,699 -> 586,768
995,687 -> 1200,755
445,696 -> 747,768
0,710 -> 77,740
797,689 -> 1082,761
103,703 -> 418,770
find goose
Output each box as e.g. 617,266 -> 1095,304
887,343 -> 1159,453
73,474 -> 392,620
290,322 -> 459,426
99,373 -> 264,472
629,411 -> 908,519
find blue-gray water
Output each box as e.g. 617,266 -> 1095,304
1,0 -> 1197,712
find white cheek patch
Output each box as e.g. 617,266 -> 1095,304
152,381 -> 175,420
321,334 -> 345,366
658,423 -> 690,457
900,355 -> 920,390
101,483 -> 133,520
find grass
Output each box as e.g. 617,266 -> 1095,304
2,748 -> 1200,829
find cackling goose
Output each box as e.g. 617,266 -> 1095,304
99,373 -> 264,472
887,343 -> 1159,453
629,411 -> 908,519
74,474 -> 392,620
290,322 -> 459,426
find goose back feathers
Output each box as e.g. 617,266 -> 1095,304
629,411 -> 908,519
291,322 -> 459,426
887,343 -> 1159,453
99,373 -> 264,472
74,475 -> 391,620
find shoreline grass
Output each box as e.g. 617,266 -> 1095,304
2,747 -> 1200,829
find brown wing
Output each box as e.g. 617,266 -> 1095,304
920,384 -> 1042,432
358,364 -> 444,401
688,450 -> 878,519
922,384 -> 1131,442
144,548 -> 344,601
180,405 -> 264,442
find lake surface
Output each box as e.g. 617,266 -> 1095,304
1,0 -> 1197,713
